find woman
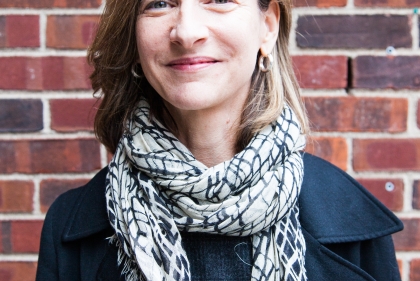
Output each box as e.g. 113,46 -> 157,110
36,0 -> 403,280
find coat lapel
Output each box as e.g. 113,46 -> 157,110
96,242 -> 124,281
299,153 -> 403,244
59,168 -> 120,280
300,153 -> 403,280
61,168 -> 110,243
303,228 -> 376,281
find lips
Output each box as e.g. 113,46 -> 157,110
167,57 -> 218,71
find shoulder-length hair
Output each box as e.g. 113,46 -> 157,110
88,0 -> 309,154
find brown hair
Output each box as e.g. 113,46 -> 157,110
88,0 -> 308,154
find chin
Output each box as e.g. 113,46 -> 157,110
165,99 -> 214,112
161,91 -> 218,112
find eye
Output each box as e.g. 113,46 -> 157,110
205,0 -> 236,10
145,0 -> 171,10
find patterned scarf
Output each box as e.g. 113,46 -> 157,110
106,99 -> 307,281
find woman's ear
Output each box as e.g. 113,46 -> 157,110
260,1 -> 280,56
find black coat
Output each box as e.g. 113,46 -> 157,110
36,153 -> 403,281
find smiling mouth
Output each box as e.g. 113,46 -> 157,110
167,57 -> 219,71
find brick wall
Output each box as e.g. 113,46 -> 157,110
0,0 -> 419,280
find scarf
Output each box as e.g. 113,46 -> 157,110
106,99 -> 307,281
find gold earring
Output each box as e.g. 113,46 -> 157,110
258,53 -> 273,73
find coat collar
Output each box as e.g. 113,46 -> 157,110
62,167 -> 110,242
61,153 -> 403,243
299,153 -> 403,244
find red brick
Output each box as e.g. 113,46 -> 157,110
42,57 -> 92,90
0,99 -> 43,132
0,57 -> 26,90
50,99 -> 98,132
47,15 -> 99,49
0,0 -> 101,8
413,181 -> 420,210
0,181 -> 33,213
293,0 -> 347,7
411,259 -> 420,281
40,179 -> 88,213
0,222 -> 11,253
0,16 -> 39,48
0,17 -> 5,46
10,221 -> 43,253
417,100 -> 420,129
296,15 -> 411,49
0,221 -> 42,253
292,56 -> 347,89
0,57 -> 92,91
0,139 -> 101,174
5,16 -> 39,48
353,139 -> 420,171
357,179 -> 404,211
0,262 -> 37,281
353,56 -> 420,89
355,0 -> 420,7
394,218 -> 420,251
305,97 -> 407,132
305,137 -> 347,170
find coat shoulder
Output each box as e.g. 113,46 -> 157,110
42,178 -> 89,245
36,168 -> 112,281
45,168 -> 109,242
300,153 -> 403,243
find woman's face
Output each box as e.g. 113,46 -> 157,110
136,0 -> 278,114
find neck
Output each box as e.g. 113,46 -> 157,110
164,101 -> 245,168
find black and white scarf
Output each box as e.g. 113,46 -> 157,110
106,99 -> 307,281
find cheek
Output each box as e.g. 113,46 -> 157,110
136,15 -> 174,46
135,27 -> 161,94
136,26 -> 153,63
225,29 -> 261,70
215,15 -> 263,58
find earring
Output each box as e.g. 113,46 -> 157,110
258,53 -> 273,73
131,63 -> 142,78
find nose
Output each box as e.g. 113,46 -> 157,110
169,4 -> 209,49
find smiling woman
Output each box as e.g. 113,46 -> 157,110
35,0 -> 402,280
90,0 -> 308,156
136,0 -> 281,164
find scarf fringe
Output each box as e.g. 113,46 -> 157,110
108,235 -> 145,281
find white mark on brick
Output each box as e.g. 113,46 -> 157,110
386,182 -> 395,192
